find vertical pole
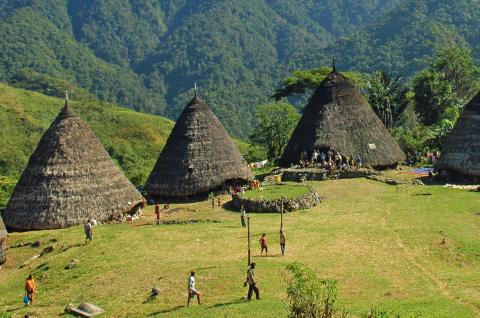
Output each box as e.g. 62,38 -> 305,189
247,216 -> 251,266
280,196 -> 284,230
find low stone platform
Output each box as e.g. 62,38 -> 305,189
232,186 -> 321,213
279,168 -> 378,182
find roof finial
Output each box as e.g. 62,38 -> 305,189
194,83 -> 197,98
332,55 -> 336,72
65,90 -> 69,106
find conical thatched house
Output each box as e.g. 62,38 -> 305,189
0,216 -> 6,264
436,92 -> 480,178
3,101 -> 144,231
145,94 -> 253,200
280,68 -> 405,168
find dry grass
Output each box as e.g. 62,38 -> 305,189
0,179 -> 479,317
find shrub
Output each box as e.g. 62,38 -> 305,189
285,262 -> 348,318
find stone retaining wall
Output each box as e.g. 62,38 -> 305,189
280,168 -> 377,182
232,186 -> 321,213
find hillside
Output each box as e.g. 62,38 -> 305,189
0,83 -> 260,207
1,1 -> 479,137
1,178 -> 479,317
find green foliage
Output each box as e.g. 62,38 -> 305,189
273,67 -> 369,108
0,177 -> 16,208
367,71 -> 408,129
412,69 -> 453,126
362,308 -> 401,318
285,262 -> 347,318
250,101 -> 300,161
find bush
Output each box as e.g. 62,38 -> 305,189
285,262 -> 348,318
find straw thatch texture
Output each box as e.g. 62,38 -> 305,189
436,93 -> 480,177
280,70 -> 405,168
0,216 -> 6,264
145,96 -> 253,199
3,103 -> 144,231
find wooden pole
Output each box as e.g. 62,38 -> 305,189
280,196 -> 284,230
247,216 -> 251,266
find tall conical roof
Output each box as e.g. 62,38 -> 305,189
0,215 -> 6,264
145,96 -> 253,199
436,92 -> 480,176
280,70 -> 405,167
3,102 -> 144,231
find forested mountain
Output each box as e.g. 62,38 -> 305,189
0,0 -> 478,137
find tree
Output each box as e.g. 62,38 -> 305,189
273,67 -> 369,108
413,41 -> 480,127
367,71 -> 408,129
412,69 -> 453,126
250,101 -> 300,161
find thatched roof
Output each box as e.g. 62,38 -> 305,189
280,69 -> 405,168
0,215 -> 6,264
145,95 -> 253,199
436,92 -> 480,176
3,101 -> 144,231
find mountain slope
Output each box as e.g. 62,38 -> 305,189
1,0 -> 479,137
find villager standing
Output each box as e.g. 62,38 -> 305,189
259,233 -> 268,256
279,228 -> 286,256
187,271 -> 201,306
24,274 -> 36,305
241,205 -> 246,228
245,263 -> 260,300
356,155 -> 362,168
84,220 -> 93,244
155,203 -> 161,225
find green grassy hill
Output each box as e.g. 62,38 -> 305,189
0,178 -> 479,317
0,83 -> 261,207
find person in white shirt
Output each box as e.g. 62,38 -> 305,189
187,271 -> 201,306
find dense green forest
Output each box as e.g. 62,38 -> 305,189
1,0 -> 479,138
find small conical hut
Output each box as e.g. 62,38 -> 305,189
280,69 -> 405,168
0,216 -> 6,264
436,92 -> 480,178
3,101 -> 144,231
145,95 -> 253,200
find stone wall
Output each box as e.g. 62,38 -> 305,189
280,168 -> 377,182
232,186 -> 321,213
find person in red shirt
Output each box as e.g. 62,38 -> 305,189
259,233 -> 268,256
155,203 -> 161,225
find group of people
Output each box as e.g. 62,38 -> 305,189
298,149 -> 362,171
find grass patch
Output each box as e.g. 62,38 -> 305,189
241,184 -> 310,200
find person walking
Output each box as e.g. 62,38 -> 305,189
259,233 -> 268,256
240,205 -> 246,228
155,203 -> 161,225
279,228 -> 286,256
187,271 -> 201,306
84,220 -> 93,244
245,263 -> 259,300
24,274 -> 36,305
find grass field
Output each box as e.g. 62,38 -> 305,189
241,184 -> 310,200
1,177 -> 479,318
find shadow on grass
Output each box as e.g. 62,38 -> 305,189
147,305 -> 184,316
209,298 -> 243,308
253,254 -> 282,258
5,305 -> 25,312
411,193 -> 432,196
